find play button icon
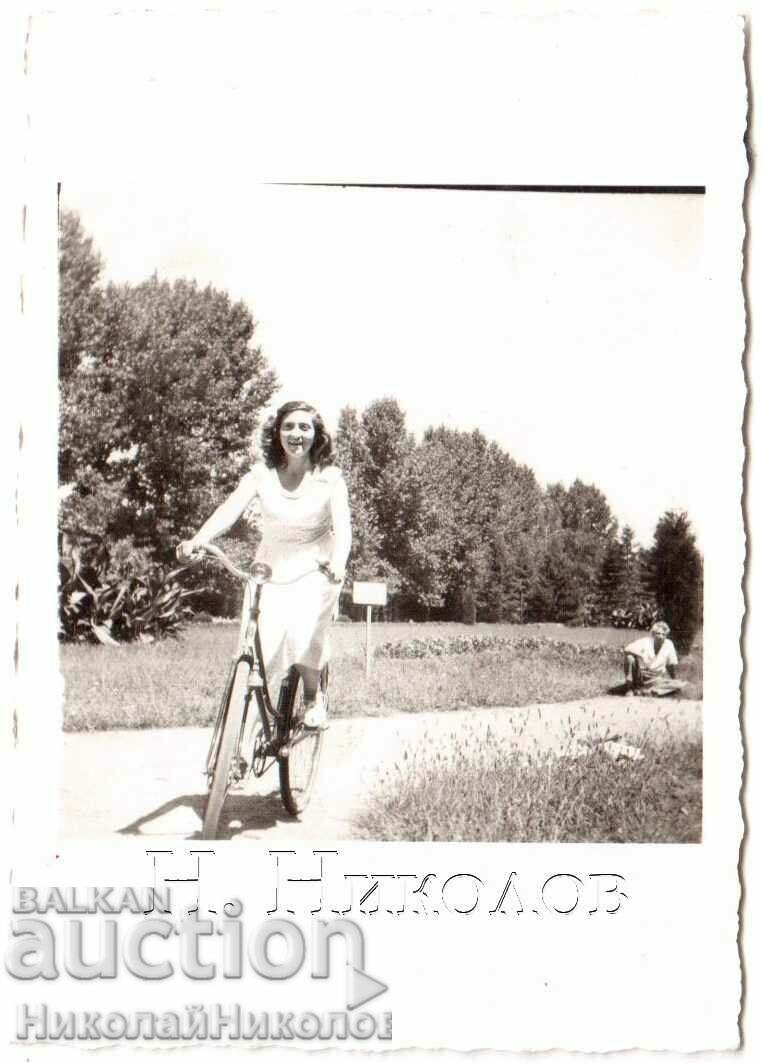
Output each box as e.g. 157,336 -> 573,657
347,966 -> 389,1011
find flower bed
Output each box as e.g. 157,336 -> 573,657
374,634 -> 623,663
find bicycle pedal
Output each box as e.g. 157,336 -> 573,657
228,756 -> 249,786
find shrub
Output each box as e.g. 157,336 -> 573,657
59,550 -> 197,644
610,600 -> 660,630
568,592 -> 603,627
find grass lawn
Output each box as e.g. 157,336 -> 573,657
356,720 -> 702,843
61,621 -> 703,733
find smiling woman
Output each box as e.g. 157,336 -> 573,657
179,401 -> 352,729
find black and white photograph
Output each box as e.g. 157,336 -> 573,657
57,183 -> 707,845
5,3 -> 750,1055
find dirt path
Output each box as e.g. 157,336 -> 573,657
60,697 -> 702,841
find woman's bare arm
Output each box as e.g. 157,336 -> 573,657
184,472 -> 258,551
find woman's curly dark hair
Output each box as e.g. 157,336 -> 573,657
260,401 -> 334,469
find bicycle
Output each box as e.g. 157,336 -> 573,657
179,542 -> 329,840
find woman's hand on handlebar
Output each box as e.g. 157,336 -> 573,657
177,540 -> 203,561
179,544 -> 339,584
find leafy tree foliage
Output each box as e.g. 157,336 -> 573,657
59,214 -> 703,636
58,210 -> 104,380
332,410 -> 691,631
596,523 -> 655,627
59,211 -> 278,558
334,406 -> 391,585
360,398 -> 419,596
539,480 -> 618,623
649,511 -> 703,652
618,526 -> 642,604
598,537 -> 627,615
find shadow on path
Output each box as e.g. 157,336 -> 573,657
117,788 -> 297,840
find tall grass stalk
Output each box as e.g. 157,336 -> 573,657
356,723 -> 702,844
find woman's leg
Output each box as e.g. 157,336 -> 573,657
623,655 -> 643,693
298,663 -> 327,728
649,678 -> 688,697
296,664 -> 321,704
623,654 -> 639,684
294,577 -> 339,706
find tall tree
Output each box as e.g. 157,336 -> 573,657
597,525 -> 645,620
415,427 -> 501,617
649,511 -> 703,652
492,459 -> 546,622
597,537 -> 626,615
360,398 -> 429,608
361,397 -> 413,470
499,534 -> 539,622
410,427 -> 549,621
334,406 -> 389,585
618,525 -> 644,607
59,217 -> 278,555
58,209 -> 105,380
543,480 -> 618,622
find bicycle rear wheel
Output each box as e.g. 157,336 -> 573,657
202,659 -> 252,840
278,667 -> 327,817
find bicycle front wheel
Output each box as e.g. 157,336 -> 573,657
278,668 -> 327,817
202,659 -> 251,840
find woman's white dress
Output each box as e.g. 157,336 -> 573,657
239,462 -> 346,689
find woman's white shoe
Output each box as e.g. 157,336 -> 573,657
303,693 -> 328,730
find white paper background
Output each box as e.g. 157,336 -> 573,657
2,1 -> 754,1058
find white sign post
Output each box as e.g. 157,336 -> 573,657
352,581 -> 388,679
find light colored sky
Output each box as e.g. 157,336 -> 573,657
32,10 -> 709,548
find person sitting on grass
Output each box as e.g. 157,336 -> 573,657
622,621 -> 687,697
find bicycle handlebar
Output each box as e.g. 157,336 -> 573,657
177,541 -> 331,586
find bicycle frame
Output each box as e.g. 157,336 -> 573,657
192,544 -> 328,787
205,576 -> 280,783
